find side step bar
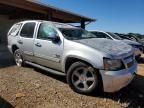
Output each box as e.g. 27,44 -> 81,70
25,61 -> 66,76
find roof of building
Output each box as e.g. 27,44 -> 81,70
0,0 -> 96,23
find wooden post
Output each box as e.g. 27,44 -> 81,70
46,13 -> 52,21
81,20 -> 85,29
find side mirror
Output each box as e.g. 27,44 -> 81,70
48,32 -> 60,43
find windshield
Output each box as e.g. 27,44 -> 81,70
59,28 -> 97,40
107,32 -> 122,40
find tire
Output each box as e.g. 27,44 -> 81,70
67,62 -> 99,94
14,49 -> 25,67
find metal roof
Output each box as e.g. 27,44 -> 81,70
27,0 -> 96,22
0,0 -> 96,23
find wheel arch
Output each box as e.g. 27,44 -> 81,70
65,56 -> 103,92
12,44 -> 19,54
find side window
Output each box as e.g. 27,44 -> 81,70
105,34 -> 111,39
20,23 -> 35,38
37,23 -> 58,40
93,32 -> 105,38
8,24 -> 22,36
96,32 -> 111,39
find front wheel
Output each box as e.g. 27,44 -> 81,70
67,62 -> 99,94
14,49 -> 25,67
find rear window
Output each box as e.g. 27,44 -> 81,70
20,23 -> 35,38
8,24 -> 22,36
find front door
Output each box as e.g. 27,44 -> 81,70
33,22 -> 63,71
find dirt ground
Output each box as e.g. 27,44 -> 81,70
0,46 -> 144,108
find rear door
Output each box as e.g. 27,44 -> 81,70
18,22 -> 37,62
8,23 -> 22,52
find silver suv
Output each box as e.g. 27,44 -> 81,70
8,20 -> 137,94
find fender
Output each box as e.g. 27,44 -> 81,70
62,50 -> 104,72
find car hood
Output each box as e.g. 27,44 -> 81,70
122,39 -> 141,45
74,38 -> 133,57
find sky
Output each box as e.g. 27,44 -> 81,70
40,0 -> 144,34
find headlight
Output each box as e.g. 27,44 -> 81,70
103,58 -> 124,71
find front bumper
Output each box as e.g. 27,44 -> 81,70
100,62 -> 137,92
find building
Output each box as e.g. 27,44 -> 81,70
0,0 -> 95,44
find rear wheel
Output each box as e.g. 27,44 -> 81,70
14,49 -> 25,67
67,62 -> 99,94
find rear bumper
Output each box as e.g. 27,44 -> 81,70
100,62 -> 137,92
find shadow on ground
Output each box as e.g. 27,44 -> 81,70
34,67 -> 67,83
0,44 -> 15,68
35,67 -> 144,108
0,97 -> 14,108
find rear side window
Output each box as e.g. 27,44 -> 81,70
20,23 -> 35,38
8,24 -> 22,36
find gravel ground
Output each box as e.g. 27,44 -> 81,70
0,47 -> 144,108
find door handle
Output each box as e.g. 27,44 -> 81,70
17,40 -> 23,44
35,43 -> 42,47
